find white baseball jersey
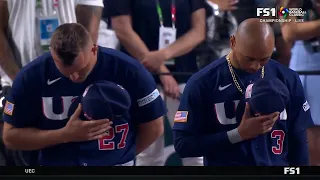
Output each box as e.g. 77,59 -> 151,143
1,0 -> 103,86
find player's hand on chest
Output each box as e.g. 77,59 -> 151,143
39,85 -> 88,130
213,98 -> 289,132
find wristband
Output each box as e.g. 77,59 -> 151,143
227,128 -> 243,144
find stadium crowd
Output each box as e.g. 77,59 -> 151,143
0,0 -> 319,166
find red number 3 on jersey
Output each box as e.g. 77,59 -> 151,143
271,130 -> 285,154
98,123 -> 129,150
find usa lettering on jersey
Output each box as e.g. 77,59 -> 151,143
215,100 -> 287,155
4,100 -> 14,116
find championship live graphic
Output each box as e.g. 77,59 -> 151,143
257,6 -> 306,22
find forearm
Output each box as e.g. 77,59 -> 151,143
75,5 -> 102,43
136,132 -> 163,155
307,127 -> 320,165
281,20 -> 320,42
3,127 -> 67,150
173,128 -> 242,157
114,27 -> 149,61
164,29 -> 205,60
158,64 -> 170,73
275,36 -> 292,67
136,118 -> 164,154
0,31 -> 20,80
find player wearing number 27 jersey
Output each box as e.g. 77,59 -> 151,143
173,19 -> 315,166
2,23 -> 165,166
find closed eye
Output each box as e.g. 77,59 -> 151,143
245,56 -> 270,62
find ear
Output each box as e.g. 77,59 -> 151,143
230,35 -> 236,50
91,44 -> 98,55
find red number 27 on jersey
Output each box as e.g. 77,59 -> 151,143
98,123 -> 129,150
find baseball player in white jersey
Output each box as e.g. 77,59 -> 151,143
0,0 -> 104,166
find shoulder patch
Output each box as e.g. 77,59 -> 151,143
303,101 -> 310,112
174,111 -> 188,123
4,100 -> 14,116
137,89 -> 160,107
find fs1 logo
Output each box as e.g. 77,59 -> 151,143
284,167 -> 300,175
257,8 -> 277,17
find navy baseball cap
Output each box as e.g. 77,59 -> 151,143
245,79 -> 290,115
68,81 -> 131,120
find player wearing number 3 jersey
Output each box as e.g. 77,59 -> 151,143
173,18 -> 315,166
2,23 -> 165,166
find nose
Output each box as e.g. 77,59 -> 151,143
69,72 -> 80,81
251,63 -> 262,72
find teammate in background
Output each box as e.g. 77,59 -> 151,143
256,0 -> 292,66
97,0 -> 119,49
173,18 -> 314,165
0,0 -> 104,88
280,0 -> 320,165
0,0 -> 104,166
2,23 -> 165,166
